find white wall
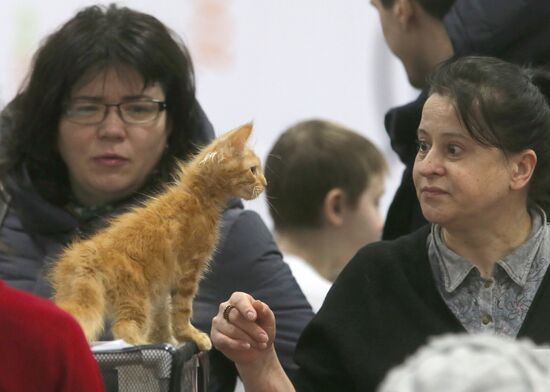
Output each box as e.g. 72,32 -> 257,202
0,0 -> 418,228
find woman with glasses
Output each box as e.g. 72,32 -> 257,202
0,4 -> 313,391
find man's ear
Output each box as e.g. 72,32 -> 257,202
393,0 -> 415,27
510,149 -> 537,191
322,189 -> 346,227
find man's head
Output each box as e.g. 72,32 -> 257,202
379,0 -> 453,19
266,119 -> 387,241
371,0 -> 455,88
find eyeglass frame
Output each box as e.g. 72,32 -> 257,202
62,98 -> 168,125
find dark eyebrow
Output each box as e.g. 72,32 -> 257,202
70,96 -> 103,102
121,95 -> 155,101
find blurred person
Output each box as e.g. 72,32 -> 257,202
0,280 -> 105,392
0,4 -> 313,392
210,56 -> 550,391
371,0 -> 550,239
265,119 -> 387,312
378,334 -> 550,392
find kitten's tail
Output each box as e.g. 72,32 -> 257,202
50,245 -> 106,343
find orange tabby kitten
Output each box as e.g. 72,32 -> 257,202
50,123 -> 265,350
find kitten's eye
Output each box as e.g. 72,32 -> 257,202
250,166 -> 257,175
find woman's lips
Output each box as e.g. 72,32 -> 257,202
93,155 -> 128,167
420,186 -> 448,197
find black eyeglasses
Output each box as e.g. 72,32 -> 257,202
64,99 -> 167,125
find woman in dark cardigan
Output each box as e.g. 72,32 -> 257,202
210,56 -> 550,391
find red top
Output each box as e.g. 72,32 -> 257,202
0,281 -> 105,391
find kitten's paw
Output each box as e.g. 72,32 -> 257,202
148,328 -> 177,345
175,330 -> 212,351
174,323 -> 212,351
192,332 -> 212,351
169,336 -> 179,347
56,301 -> 103,342
112,321 -> 149,346
122,335 -> 149,346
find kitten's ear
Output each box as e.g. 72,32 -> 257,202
225,122 -> 253,154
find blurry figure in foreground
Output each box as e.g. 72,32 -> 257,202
0,280 -> 105,391
379,334 -> 550,392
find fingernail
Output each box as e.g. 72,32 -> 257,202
241,342 -> 251,349
246,311 -> 255,320
258,332 -> 268,342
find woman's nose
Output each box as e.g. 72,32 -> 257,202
416,149 -> 445,176
97,107 -> 126,139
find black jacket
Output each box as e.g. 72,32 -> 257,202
294,226 -> 550,391
444,0 -> 550,64
0,103 -> 314,392
382,0 -> 550,240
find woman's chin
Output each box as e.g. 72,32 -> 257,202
421,207 -> 450,227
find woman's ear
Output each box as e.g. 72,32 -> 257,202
322,189 -> 346,227
165,115 -> 173,137
510,149 -> 537,191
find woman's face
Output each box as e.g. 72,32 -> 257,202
57,67 -> 169,206
413,94 -> 519,229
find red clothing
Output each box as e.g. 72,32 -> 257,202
0,281 -> 105,391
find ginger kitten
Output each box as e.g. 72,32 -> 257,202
50,123 -> 265,350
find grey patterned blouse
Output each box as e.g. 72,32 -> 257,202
428,208 -> 550,337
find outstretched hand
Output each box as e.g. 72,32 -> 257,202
211,292 -> 276,365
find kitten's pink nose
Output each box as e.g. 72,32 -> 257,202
261,176 -> 267,187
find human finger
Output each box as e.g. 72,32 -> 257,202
251,300 -> 276,342
216,300 -> 270,347
211,314 -> 254,351
227,291 -> 259,321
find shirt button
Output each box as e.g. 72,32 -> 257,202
482,314 -> 493,325
483,280 -> 493,288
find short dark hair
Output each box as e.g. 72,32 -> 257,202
266,119 -> 387,231
0,4 -> 203,204
428,56 -> 550,212
380,0 -> 455,19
